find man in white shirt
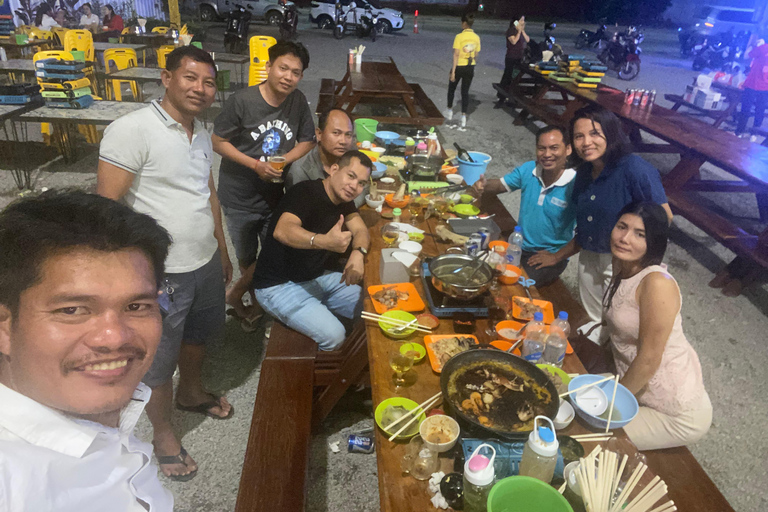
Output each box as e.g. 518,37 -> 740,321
98,46 -> 234,481
0,190 -> 174,511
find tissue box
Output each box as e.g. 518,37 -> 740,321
379,248 -> 413,284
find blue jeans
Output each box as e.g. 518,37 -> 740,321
254,272 -> 363,351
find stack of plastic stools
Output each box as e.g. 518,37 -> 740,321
34,58 -> 94,109
574,61 -> 608,89
0,15 -> 13,36
0,83 -> 43,105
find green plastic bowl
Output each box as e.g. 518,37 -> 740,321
378,310 -> 417,339
400,342 -> 426,362
460,193 -> 475,204
452,204 -> 481,217
488,476 -> 574,512
374,397 -> 426,440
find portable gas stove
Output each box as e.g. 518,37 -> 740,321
420,260 -> 489,318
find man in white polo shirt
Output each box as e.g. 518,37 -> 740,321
0,190 -> 173,511
97,46 -> 234,482
472,125 -> 578,286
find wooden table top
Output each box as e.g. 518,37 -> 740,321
541,76 -> 768,188
93,42 -> 150,52
17,100 -> 145,124
349,59 -> 413,95
0,37 -> 53,48
0,59 -> 35,72
0,101 -> 43,123
362,189 -> 618,512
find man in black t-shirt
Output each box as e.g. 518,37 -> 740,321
212,41 -> 316,324
253,151 -> 372,350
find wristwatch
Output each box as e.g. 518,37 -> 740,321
354,247 -> 369,258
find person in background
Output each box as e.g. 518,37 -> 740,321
286,108 -> 364,207
98,46 -> 234,482
253,150 -> 371,350
496,14 -> 529,103
54,9 -> 68,27
445,11 -> 480,131
79,3 -> 99,30
102,4 -> 125,35
569,105 -> 672,342
0,190 -> 174,511
35,4 -> 60,30
471,125 -> 578,286
604,202 -> 712,450
735,35 -> 768,138
212,41 -> 316,325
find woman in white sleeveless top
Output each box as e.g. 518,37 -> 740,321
603,202 -> 712,450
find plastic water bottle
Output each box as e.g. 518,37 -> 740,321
522,312 -> 546,363
542,330 -> 567,367
550,311 -> 571,338
519,416 -> 559,484
506,226 -> 523,266
463,444 -> 496,512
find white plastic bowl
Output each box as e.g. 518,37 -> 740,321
380,177 -> 395,185
420,415 -> 460,453
398,240 -> 422,255
365,194 -> 385,209
554,400 -> 575,429
445,174 -> 464,185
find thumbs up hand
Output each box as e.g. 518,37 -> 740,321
319,215 -> 352,253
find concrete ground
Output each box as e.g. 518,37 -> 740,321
1,15 -> 766,512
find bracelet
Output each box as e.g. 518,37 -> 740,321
310,234 -> 317,247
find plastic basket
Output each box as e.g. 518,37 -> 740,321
71,50 -> 85,62
462,438 -> 565,481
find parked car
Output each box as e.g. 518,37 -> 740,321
198,0 -> 286,25
688,6 -> 757,36
310,0 -> 403,33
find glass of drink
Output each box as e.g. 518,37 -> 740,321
435,197 -> 449,216
268,152 -> 287,183
408,201 -> 421,224
382,229 -> 399,248
390,345 -> 416,390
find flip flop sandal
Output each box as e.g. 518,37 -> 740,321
155,446 -> 198,482
175,395 -> 235,420
226,307 -> 263,333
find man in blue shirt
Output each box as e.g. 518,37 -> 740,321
473,126 -> 578,285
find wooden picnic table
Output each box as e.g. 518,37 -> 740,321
496,67 -> 768,271
0,59 -> 35,83
0,100 -> 44,190
663,81 -> 742,129
363,181 -> 734,512
213,52 -> 249,89
97,67 -> 162,101
0,36 -> 54,58
332,57 -> 444,126
16,100 -> 146,162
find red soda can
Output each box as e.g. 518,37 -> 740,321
624,89 -> 634,105
633,90 -> 643,106
640,90 -> 650,108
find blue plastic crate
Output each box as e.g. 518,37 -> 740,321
462,438 -> 565,480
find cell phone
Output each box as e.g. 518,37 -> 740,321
514,20 -> 519,27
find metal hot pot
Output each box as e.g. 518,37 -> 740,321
428,253 -> 493,301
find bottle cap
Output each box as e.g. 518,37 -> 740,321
405,138 -> 415,146
427,132 -> 437,140
527,416 -> 559,457
533,311 -> 543,322
464,443 -> 496,486
417,142 -> 427,149
393,208 -> 402,216
559,311 -> 568,320
514,226 -> 521,232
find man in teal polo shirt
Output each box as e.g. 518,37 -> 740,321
473,125 -> 578,285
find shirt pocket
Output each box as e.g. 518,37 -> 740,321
191,148 -> 213,170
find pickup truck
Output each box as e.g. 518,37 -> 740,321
198,0 -> 286,24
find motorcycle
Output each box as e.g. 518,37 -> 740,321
223,4 -> 251,54
278,0 -> 298,40
357,3 -> 381,41
333,0 -> 352,39
691,34 -> 741,73
575,23 -> 608,50
599,26 -> 643,80
524,22 -> 562,63
678,27 -> 706,58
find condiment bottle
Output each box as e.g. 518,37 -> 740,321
519,416 -> 559,483
404,137 -> 416,156
426,132 -> 441,157
392,208 -> 402,223
415,141 -> 428,156
463,443 -> 496,512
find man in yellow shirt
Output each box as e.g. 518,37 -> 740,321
446,12 -> 481,131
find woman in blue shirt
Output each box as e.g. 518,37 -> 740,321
569,105 -> 673,337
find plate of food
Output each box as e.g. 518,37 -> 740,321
511,297 -> 555,323
424,334 -> 479,373
368,282 -> 425,314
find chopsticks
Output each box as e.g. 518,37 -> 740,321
386,392 -> 443,442
559,375 -> 616,398
571,432 -> 614,440
361,311 -> 432,333
605,374 -> 620,433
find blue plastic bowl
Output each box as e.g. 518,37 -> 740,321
375,131 -> 401,145
567,374 -> 638,430
371,161 -> 387,179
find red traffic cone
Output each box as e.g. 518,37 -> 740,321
413,10 -> 419,34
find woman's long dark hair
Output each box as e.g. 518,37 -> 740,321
103,4 -> 116,22
569,104 -> 632,172
35,3 -> 52,26
508,14 -> 522,30
603,202 -> 669,311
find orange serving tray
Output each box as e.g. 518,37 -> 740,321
424,334 -> 479,373
511,297 -> 555,324
367,282 -> 425,314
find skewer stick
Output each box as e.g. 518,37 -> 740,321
381,391 -> 441,431
605,374 -> 619,433
625,482 -> 667,512
559,375 -> 616,398
610,463 -> 647,512
612,454 -> 629,507
558,481 -> 567,494
387,395 -> 441,442
575,437 -> 613,443
572,432 -> 615,438
648,501 -> 676,512
623,476 -> 661,512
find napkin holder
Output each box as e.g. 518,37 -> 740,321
380,248 -> 411,284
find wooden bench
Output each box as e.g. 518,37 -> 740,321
315,78 -> 337,116
664,93 -> 734,128
235,320 -> 369,512
406,83 -> 444,126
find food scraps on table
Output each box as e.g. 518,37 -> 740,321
372,286 -> 410,309
435,224 -> 468,245
393,183 -> 406,201
430,336 -> 474,370
513,296 -> 542,319
380,405 -> 419,436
